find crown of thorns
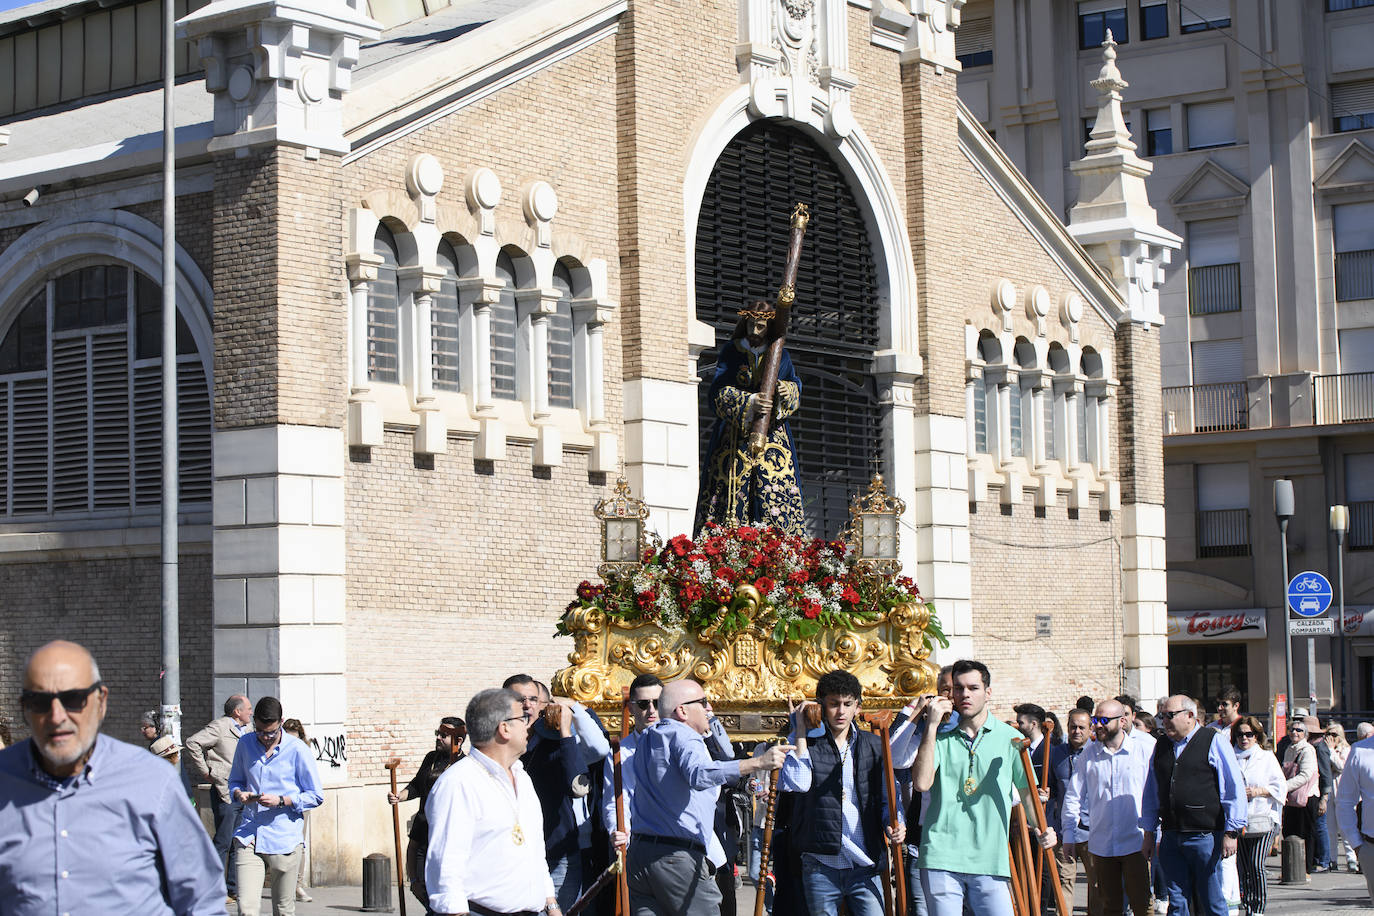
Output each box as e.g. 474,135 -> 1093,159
738,300 -> 775,320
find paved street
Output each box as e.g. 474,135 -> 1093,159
267,861 -> 1368,915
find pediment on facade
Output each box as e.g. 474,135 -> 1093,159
1167,569 -> 1251,602
1315,139 -> 1374,193
1167,159 -> 1250,214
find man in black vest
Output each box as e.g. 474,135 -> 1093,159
779,669 -> 904,916
1139,695 -> 1247,916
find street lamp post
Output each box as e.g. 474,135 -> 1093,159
1275,480 -> 1295,712
1332,505 -> 1349,708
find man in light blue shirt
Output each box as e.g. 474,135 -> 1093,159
229,696 -> 323,916
1061,700 -> 1153,916
0,639 -> 226,916
626,679 -> 790,916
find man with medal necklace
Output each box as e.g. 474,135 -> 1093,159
913,660 -> 1056,916
425,687 -> 562,916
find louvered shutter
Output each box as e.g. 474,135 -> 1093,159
956,18 -> 993,66
133,362 -> 161,507
0,383 -> 8,516
694,121 -> 881,538
369,227 -> 400,383
432,241 -> 462,392
491,253 -> 518,400
1044,392 -> 1056,461
1333,80 -> 1374,127
11,377 -> 48,514
178,359 -> 212,503
51,336 -> 90,512
90,331 -> 129,508
1186,100 -> 1236,149
1191,338 -> 1245,385
548,265 -> 574,409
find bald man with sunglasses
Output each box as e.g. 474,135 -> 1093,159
0,640 -> 225,915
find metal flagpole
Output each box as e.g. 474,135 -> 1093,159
160,0 -> 181,743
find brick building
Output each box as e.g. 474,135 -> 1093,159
0,0 -> 1172,878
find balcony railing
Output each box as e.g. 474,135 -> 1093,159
1337,249 -> 1374,301
1197,508 -> 1251,558
1188,263 -> 1242,315
1315,371 -> 1374,424
1353,501 -> 1374,551
1163,382 -> 1248,434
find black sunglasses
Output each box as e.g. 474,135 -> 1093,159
20,681 -> 103,715
632,699 -> 656,711
1159,709 -> 1192,721
1236,730 -> 1256,738
682,697 -> 710,709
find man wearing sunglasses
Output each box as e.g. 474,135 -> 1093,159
604,673 -> 663,849
1061,700 -> 1154,916
0,639 -> 225,915
1138,695 -> 1246,916
388,716 -> 468,911
627,678 -> 791,916
228,696 -> 323,916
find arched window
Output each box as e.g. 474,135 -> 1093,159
1046,344 -> 1070,462
432,240 -> 461,392
491,251 -> 519,400
0,264 -> 210,518
1011,338 -> 1035,459
368,226 -> 400,384
1081,348 -> 1104,466
973,332 -> 1000,456
548,262 -> 575,409
695,120 -> 881,539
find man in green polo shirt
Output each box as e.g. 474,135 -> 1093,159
913,659 -> 1056,916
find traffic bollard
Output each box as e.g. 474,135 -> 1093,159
1280,835 -> 1306,885
362,852 -> 394,912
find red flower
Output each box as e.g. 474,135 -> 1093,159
716,567 -> 739,584
841,586 -> 861,605
635,589 -> 657,610
668,534 -> 694,558
803,601 -> 821,619
705,541 -> 723,557
738,526 -> 759,542
577,581 -> 601,601
750,552 -> 767,567
787,570 -> 809,585
755,576 -> 776,595
679,582 -> 705,604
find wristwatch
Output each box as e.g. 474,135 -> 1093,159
1224,830 -> 1240,839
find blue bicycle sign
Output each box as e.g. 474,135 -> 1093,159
1286,571 -> 1333,618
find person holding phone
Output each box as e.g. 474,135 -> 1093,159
228,696 -> 323,916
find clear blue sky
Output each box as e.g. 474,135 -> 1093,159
0,0 -> 39,12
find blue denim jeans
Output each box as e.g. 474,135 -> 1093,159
904,844 -> 926,916
549,850 -> 582,911
802,860 -> 884,916
920,868 -> 1013,916
210,795 -> 242,896
1312,803 -> 1332,868
1157,831 -> 1227,916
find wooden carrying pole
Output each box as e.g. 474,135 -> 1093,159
1007,841 -> 1030,916
384,758 -> 408,916
616,688 -> 631,916
1016,740 -> 1070,916
753,769 -> 781,916
876,721 -> 908,916
747,202 -> 810,458
1010,803 -> 1040,915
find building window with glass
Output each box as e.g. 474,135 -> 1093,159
1146,108 -> 1172,156
1332,79 -> 1374,133
1187,219 -> 1242,315
1335,202 -> 1374,302
368,225 -> 401,384
956,17 -> 993,68
548,263 -> 575,410
491,250 -> 519,400
1140,0 -> 1168,39
1078,1 -> 1127,49
1195,462 -> 1251,558
432,240 -> 462,392
1348,453 -> 1374,550
1180,0 -> 1231,33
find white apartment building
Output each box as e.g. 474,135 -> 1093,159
957,0 -> 1374,714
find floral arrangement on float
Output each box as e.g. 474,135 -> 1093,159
551,473 -> 947,734
559,522 -> 945,651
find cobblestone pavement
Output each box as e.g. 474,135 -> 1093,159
278,862 -> 1367,915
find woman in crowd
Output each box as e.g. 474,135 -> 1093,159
1281,718 -> 1320,871
1135,711 -> 1158,738
1326,724 -> 1355,872
282,718 -> 315,904
1234,716 -> 1284,915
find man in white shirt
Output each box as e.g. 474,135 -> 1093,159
426,687 -> 561,916
1061,699 -> 1154,916
1337,730 -> 1374,901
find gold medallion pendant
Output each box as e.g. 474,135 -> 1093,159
962,776 -> 977,796
511,824 -> 525,846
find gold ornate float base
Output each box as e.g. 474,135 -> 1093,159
552,602 -> 939,740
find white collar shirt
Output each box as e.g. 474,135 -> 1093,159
1337,736 -> 1374,848
424,748 -> 555,915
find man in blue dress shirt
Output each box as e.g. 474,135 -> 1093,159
229,696 -> 323,916
1139,695 -> 1246,916
0,639 -> 225,915
626,679 -> 791,916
